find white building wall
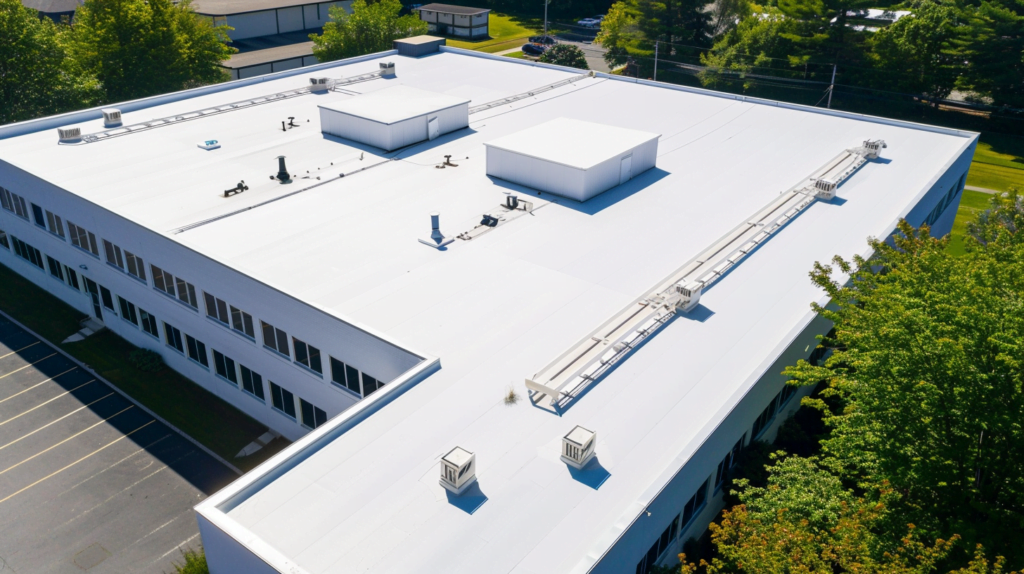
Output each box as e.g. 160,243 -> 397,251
582,138 -> 659,201
472,12 -> 488,25
0,160 -> 425,441
225,11 -> 279,40
277,6 -> 305,33
320,103 -> 468,152
486,147 -> 588,200
198,514 -> 279,574
319,109 -> 392,150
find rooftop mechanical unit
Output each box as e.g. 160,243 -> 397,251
439,446 -> 476,495
813,178 -> 838,199
484,118 -> 660,202
561,426 -> 597,469
57,126 -> 82,143
309,77 -> 334,93
101,108 -> 122,128
318,85 -> 469,151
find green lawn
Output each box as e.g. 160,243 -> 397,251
504,51 -> 527,59
447,13 -> 543,53
946,189 -> 993,256
967,134 -> 1024,191
0,262 -> 287,472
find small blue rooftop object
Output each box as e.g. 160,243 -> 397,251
197,139 -> 220,150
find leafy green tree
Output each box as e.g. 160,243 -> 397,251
699,6 -> 796,89
869,0 -> 965,100
311,0 -> 427,62
0,0 -> 101,124
958,1 -> 1024,107
597,0 -> 713,74
69,0 -> 234,102
785,220 -> 1024,561
967,188 -> 1024,246
539,43 -> 590,69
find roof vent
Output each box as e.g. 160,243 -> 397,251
439,446 -> 476,495
309,77 -> 334,93
862,139 -> 886,159
379,61 -> 396,77
57,127 -> 82,143
674,281 -> 702,313
418,212 -> 454,249
561,426 -> 596,469
102,108 -> 122,128
813,178 -> 838,199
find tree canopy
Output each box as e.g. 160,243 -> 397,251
540,43 -> 590,69
311,0 -> 427,62
68,0 -> 234,102
0,0 -> 102,124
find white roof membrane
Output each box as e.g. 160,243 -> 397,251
318,84 -> 471,125
484,117 -> 661,170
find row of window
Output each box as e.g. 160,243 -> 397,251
751,384 -> 797,440
924,173 -> 966,228
636,477 -> 710,574
0,229 -> 336,432
3,191 -> 386,400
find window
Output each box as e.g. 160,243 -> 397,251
752,389 -> 790,440
175,277 -> 198,308
636,517 -> 680,574
261,321 -> 289,357
140,309 -> 158,338
240,365 -> 265,401
186,334 -> 209,368
152,265 -> 174,296
293,337 -> 322,375
0,187 -> 29,219
230,306 -> 255,339
0,228 -> 8,249
213,350 -> 238,385
680,478 -> 709,531
68,222 -> 99,256
164,323 -> 184,353
777,384 -> 797,410
45,210 -> 65,239
270,382 -> 296,419
12,237 -> 44,270
104,240 -> 124,269
118,296 -> 139,326
204,292 -> 231,325
300,398 -> 327,429
100,286 -> 115,311
31,203 -> 45,227
330,357 -> 384,398
47,255 -> 64,281
714,437 -> 744,491
125,251 -> 146,282
62,265 -> 80,290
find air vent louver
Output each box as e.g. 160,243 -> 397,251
57,127 -> 82,143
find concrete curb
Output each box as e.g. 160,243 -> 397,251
0,309 -> 244,476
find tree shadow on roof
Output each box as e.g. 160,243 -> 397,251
486,167 -> 672,215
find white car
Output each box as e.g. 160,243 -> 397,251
577,18 -> 599,27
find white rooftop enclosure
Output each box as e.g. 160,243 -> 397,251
485,118 -> 660,201
0,42 -> 976,574
319,84 -> 470,150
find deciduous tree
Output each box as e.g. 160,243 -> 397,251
539,43 -> 590,69
311,0 -> 427,62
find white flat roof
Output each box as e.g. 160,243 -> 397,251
0,49 -> 975,574
484,117 -> 660,170
318,84 -> 470,125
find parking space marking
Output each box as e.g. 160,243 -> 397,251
0,341 -> 40,360
153,533 -> 200,564
0,393 -> 116,452
0,353 -> 57,379
0,367 -> 78,404
0,406 -> 135,476
0,380 -> 97,426
58,434 -> 172,499
0,419 -> 156,505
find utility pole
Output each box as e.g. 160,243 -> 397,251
653,41 -> 659,81
826,63 -> 836,109
543,0 -> 549,38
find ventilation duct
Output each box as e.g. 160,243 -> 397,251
379,62 -> 396,77
439,446 -> 476,495
561,426 -> 596,469
309,77 -> 334,93
57,127 -> 82,143
419,212 -> 454,249
102,108 -> 122,128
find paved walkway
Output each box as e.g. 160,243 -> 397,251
966,185 -> 1002,194
0,315 -> 236,573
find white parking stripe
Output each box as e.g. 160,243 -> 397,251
0,392 -> 115,452
0,341 -> 40,360
0,367 -> 78,405
0,353 -> 57,380
0,406 -> 135,476
0,380 -> 96,426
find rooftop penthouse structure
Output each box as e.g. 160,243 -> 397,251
0,40 -> 975,574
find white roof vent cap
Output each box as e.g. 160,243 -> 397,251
57,126 -> 82,143
440,446 -> 476,495
309,77 -> 334,92
379,61 -> 396,77
561,425 -> 597,469
102,108 -> 122,128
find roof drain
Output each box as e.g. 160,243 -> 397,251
419,212 -> 454,249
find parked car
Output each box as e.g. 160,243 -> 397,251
521,43 -> 547,56
529,35 -> 558,45
577,18 -> 599,27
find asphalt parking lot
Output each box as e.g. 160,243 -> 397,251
0,316 -> 236,573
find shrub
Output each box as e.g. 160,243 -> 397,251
129,348 -> 165,373
169,548 -> 208,574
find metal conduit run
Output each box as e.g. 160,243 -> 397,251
525,140 -> 886,408
468,72 -> 594,114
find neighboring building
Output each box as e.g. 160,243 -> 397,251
21,0 -> 82,21
417,3 -> 489,39
194,0 -> 351,41
221,41 -> 319,80
0,40 -> 974,574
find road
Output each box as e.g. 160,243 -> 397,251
0,315 -> 236,573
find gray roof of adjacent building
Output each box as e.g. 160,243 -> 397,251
417,2 -> 490,14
